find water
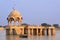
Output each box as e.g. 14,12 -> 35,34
0,30 -> 60,40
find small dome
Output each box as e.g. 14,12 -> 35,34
7,9 -> 23,21
8,9 -> 22,17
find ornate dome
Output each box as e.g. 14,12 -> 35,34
7,9 -> 23,21
8,9 -> 21,17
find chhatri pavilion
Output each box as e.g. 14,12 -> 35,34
7,8 -> 23,26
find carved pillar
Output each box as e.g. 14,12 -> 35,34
28,28 -> 30,37
20,28 -> 21,34
14,20 -> 16,26
20,21 -> 22,25
8,21 -> 10,26
8,21 -> 11,26
51,28 -> 55,35
9,20 -> 12,35
32,28 -> 33,36
22,28 -> 24,34
10,28 -> 12,35
40,29 -> 42,35
10,21 -> 12,26
37,28 -> 38,36
18,20 -> 21,26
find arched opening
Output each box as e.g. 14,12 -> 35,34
16,21 -> 19,26
34,29 -> 36,35
10,17 -> 14,21
12,29 -> 17,35
10,17 -> 14,26
11,21 -> 14,26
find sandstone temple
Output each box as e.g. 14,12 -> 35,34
6,9 -> 56,36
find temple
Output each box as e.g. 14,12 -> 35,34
6,9 -> 56,36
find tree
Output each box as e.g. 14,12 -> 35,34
41,23 -> 51,27
41,23 -> 48,27
53,24 -> 59,28
47,24 -> 51,27
21,23 -> 29,27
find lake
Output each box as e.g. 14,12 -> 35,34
0,30 -> 60,40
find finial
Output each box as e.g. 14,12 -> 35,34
13,7 -> 16,10
12,0 -> 16,10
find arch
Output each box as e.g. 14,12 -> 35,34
10,17 -> 14,21
17,17 -> 20,21
21,17 -> 23,20
12,29 -> 17,35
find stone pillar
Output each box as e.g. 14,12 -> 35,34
28,28 -> 30,37
10,28 -> 12,35
18,21 -> 20,26
20,28 -> 21,35
40,29 -> 42,35
6,29 -> 10,35
51,28 -> 55,35
8,21 -> 11,26
9,21 -> 12,35
14,21 -> 16,26
8,21 -> 10,26
47,28 -> 50,36
22,28 -> 24,34
37,28 -> 38,36
32,28 -> 33,36
20,20 -> 22,25
10,21 -> 12,26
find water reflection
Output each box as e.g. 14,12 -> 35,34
1,30 -> 60,40
51,36 -> 55,40
28,36 -> 42,40
4,30 -> 60,40
6,35 -> 56,40
6,35 -> 21,40
40,36 -> 42,40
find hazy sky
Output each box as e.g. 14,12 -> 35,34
0,0 -> 60,26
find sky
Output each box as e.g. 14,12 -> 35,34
0,0 -> 60,26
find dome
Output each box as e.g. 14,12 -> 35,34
8,9 -> 22,18
7,9 -> 23,21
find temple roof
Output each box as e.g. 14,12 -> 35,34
7,9 -> 22,21
8,9 -> 22,18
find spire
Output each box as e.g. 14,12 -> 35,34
13,7 -> 16,10
12,0 -> 16,10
